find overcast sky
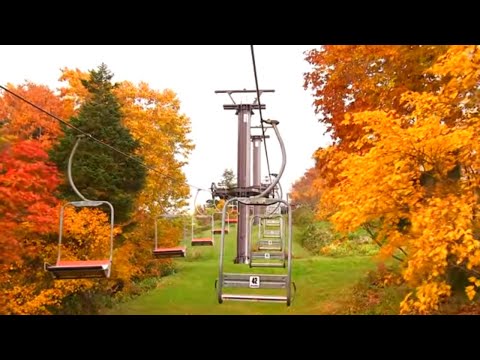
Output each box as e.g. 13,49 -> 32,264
0,45 -> 332,207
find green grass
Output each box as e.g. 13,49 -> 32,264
104,224 -> 376,315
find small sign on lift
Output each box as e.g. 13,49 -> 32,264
249,275 -> 260,288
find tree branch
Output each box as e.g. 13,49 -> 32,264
363,223 -> 405,262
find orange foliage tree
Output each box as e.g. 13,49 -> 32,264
290,165 -> 323,210
58,68 -> 91,111
0,137 -> 62,313
2,206 -> 122,315
304,46 -> 450,191
303,45 -> 480,313
0,138 -> 61,266
0,82 -> 73,150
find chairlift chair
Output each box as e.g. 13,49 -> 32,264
226,203 -> 238,224
216,197 -> 294,305
215,119 -> 295,306
153,214 -> 188,258
248,214 -> 286,268
191,214 -> 214,246
44,136 -> 114,280
257,214 -> 284,251
213,211 -> 230,235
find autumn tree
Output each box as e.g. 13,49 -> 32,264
0,82 -> 74,150
290,165 -> 323,209
50,64 -> 146,223
115,81 -> 193,217
303,46 -> 451,190
0,137 -> 62,313
1,205 -> 121,315
0,138 -> 61,265
304,46 -> 450,143
58,67 -> 91,111
304,45 -> 480,313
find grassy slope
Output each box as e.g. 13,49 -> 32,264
105,225 -> 376,315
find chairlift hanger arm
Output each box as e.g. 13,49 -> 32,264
68,135 -> 90,201
193,188 -> 212,216
253,119 -> 286,199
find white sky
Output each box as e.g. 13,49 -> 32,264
0,45 -> 332,208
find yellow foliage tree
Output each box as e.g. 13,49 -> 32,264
58,67 -> 90,111
115,81 -> 194,216
314,45 -> 480,314
215,199 -> 226,212
1,206 -> 121,314
60,207 -> 121,261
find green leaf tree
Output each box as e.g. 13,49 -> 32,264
218,168 -> 236,189
50,63 -> 146,223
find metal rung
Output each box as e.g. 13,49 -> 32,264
251,251 -> 284,260
257,239 -> 282,245
258,239 -> 282,244
264,230 -> 281,237
70,200 -> 104,207
222,273 -> 288,289
249,262 -> 285,268
263,235 -> 282,239
258,246 -> 282,251
236,197 -> 283,206
258,240 -> 282,246
264,227 -> 281,231
265,220 -> 281,225
221,294 -> 287,303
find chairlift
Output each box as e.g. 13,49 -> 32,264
45,135 -> 114,279
191,213 -> 214,246
248,214 -> 285,268
226,203 -> 238,224
153,214 -> 188,258
215,119 -> 295,306
258,214 -> 284,251
190,189 -> 214,246
213,211 -> 230,235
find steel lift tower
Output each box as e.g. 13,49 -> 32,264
214,89 -> 274,264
